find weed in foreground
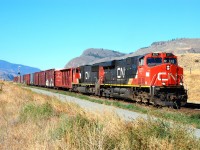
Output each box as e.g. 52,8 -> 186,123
190,113 -> 200,128
19,102 -> 54,122
51,111 -> 200,150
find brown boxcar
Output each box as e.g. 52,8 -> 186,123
45,69 -> 55,87
38,71 -> 46,86
55,70 -> 62,88
61,68 -> 73,89
23,74 -> 30,85
34,72 -> 39,86
55,68 -> 80,89
13,76 -> 18,82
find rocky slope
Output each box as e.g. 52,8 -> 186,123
65,38 -> 200,68
65,48 -> 126,68
127,38 -> 200,57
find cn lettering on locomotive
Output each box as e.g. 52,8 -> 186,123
157,72 -> 168,81
85,72 -> 89,80
117,67 -> 125,79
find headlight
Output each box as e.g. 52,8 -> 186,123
166,65 -> 170,70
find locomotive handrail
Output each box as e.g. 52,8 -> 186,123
179,74 -> 183,83
150,73 -> 158,86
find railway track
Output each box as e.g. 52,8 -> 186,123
84,93 -> 200,114
184,103 -> 200,109
180,103 -> 200,114
74,92 -> 200,115
32,86 -> 200,114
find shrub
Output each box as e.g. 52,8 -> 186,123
19,102 -> 54,122
51,114 -> 200,149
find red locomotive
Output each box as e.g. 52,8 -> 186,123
14,52 -> 187,108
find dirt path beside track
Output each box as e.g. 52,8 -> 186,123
27,87 -> 200,139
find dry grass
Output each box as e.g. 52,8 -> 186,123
0,82 -> 200,150
177,54 -> 200,103
0,82 -> 81,149
178,53 -> 200,71
184,70 -> 200,103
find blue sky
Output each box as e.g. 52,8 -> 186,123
0,0 -> 199,70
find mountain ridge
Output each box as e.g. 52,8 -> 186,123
0,60 -> 40,81
65,38 -> 200,68
65,48 -> 126,68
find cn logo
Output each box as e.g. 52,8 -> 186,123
85,72 -> 90,80
157,72 -> 168,81
117,67 -> 125,79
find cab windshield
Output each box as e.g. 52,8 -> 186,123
164,58 -> 177,64
147,57 -> 162,66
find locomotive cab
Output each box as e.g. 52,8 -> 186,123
137,52 -> 187,107
138,52 -> 183,87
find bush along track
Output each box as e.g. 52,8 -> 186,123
28,85 -> 200,129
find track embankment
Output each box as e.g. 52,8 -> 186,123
27,87 -> 200,139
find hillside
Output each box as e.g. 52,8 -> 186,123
0,60 -> 40,81
65,38 -> 200,68
177,53 -> 200,71
177,54 -> 200,103
65,48 -> 126,68
128,38 -> 200,57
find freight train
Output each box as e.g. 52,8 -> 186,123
14,52 -> 188,108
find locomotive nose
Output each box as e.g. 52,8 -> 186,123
155,63 -> 180,86
164,63 -> 182,86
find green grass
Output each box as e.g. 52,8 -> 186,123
26,85 -> 200,129
150,110 -> 200,128
51,114 -> 104,140
187,114 -> 200,128
19,102 -> 55,122
51,112 -> 200,150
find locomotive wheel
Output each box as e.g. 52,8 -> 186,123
173,100 -> 181,109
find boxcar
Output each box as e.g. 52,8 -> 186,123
60,68 -> 73,89
23,74 -> 30,85
45,69 -> 55,87
34,72 -> 39,86
38,71 -> 46,86
55,70 -> 62,88
13,76 -> 19,82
